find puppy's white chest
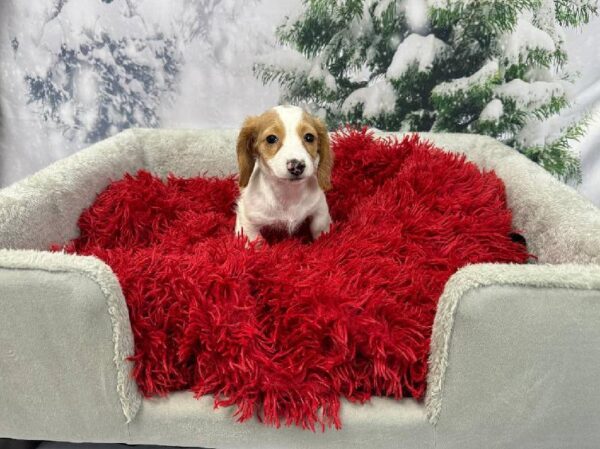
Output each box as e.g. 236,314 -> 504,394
235,169 -> 331,242
270,208 -> 307,232
246,191 -> 315,231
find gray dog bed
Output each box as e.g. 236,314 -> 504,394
1,129 -> 599,449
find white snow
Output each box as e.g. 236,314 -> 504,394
432,59 -> 499,96
257,50 -> 338,92
307,56 -> 338,92
480,98 -> 504,122
499,14 -> 556,64
58,103 -> 75,127
127,79 -> 144,94
81,108 -> 98,130
386,34 -> 447,79
375,0 -> 429,31
426,0 -> 476,8
524,66 -> 555,83
534,0 -> 565,44
255,48 -> 312,74
256,50 -> 337,92
349,1 -> 374,38
494,79 -> 564,110
403,0 -> 429,32
374,0 -> 397,17
346,64 -> 372,83
122,43 -> 157,68
516,116 -> 566,149
92,47 -> 116,66
75,69 -> 97,107
341,78 -> 396,118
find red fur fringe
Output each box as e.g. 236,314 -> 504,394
56,129 -> 529,430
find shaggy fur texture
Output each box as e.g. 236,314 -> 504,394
55,129 -> 529,429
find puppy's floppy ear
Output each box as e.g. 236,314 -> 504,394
313,117 -> 333,191
237,116 -> 258,188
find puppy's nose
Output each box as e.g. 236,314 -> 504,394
287,159 -> 305,176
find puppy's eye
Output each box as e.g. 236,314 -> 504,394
304,133 -> 315,143
266,135 -> 278,144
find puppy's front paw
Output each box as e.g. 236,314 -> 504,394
235,218 -> 262,248
236,233 -> 256,249
251,235 -> 267,249
310,214 -> 332,240
236,230 -> 265,249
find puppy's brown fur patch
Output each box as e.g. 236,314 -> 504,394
303,112 -> 333,191
237,110 -> 286,187
254,110 -> 286,160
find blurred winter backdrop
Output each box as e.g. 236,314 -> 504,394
0,0 -> 598,206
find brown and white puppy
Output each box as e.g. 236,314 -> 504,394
235,105 -> 333,243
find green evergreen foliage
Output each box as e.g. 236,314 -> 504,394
255,0 -> 598,181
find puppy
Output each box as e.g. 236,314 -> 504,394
235,105 -> 333,244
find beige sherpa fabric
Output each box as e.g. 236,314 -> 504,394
0,249 -> 140,423
426,262 -> 600,424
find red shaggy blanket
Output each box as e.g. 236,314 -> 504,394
56,129 -> 529,429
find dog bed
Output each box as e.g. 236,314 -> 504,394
2,128 -> 600,448
52,128 -> 529,429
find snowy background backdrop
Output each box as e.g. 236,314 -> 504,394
0,0 -> 598,206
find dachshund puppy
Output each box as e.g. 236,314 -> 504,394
235,105 -> 333,244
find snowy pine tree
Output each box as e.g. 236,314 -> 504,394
24,34 -> 181,143
16,0 -> 240,145
19,0 -> 183,144
255,0 -> 598,181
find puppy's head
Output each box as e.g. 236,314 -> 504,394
237,105 -> 333,191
